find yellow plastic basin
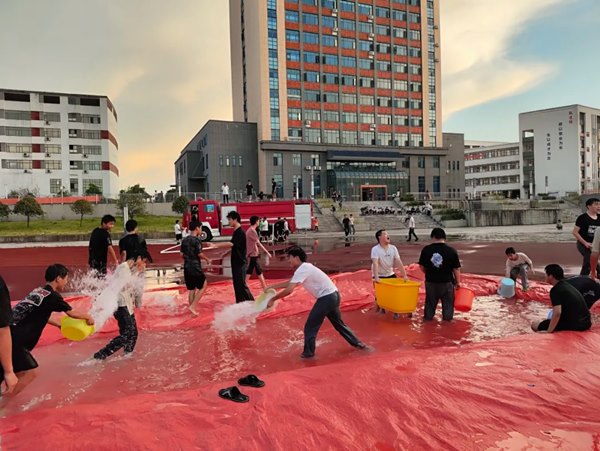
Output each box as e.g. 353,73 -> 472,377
374,279 -> 421,314
254,288 -> 277,312
61,316 -> 95,341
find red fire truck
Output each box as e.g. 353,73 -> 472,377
182,199 -> 314,241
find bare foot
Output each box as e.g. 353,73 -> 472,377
188,306 -> 198,316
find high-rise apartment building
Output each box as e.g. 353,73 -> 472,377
228,0 -> 456,200
0,89 -> 119,197
520,105 -> 600,197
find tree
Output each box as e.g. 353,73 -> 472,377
70,199 -> 94,226
171,196 -> 190,215
85,184 -> 102,196
125,184 -> 151,199
13,196 -> 43,227
0,202 -> 9,221
117,192 -> 146,218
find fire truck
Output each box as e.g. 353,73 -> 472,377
182,199 -> 314,241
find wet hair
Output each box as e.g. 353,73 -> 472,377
430,228 -> 446,240
130,249 -> 153,263
125,219 -> 138,232
505,247 -> 516,256
375,229 -> 386,242
175,220 -> 179,224
189,221 -> 200,231
227,211 -> 241,222
544,264 -> 564,280
45,264 -> 69,282
287,245 -> 307,262
101,214 -> 116,225
250,215 -> 259,225
586,197 -> 600,207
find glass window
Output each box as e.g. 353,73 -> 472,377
340,19 -> 356,30
322,73 -> 338,84
323,92 -> 339,103
358,3 -> 373,15
323,130 -> 340,144
358,40 -> 373,51
433,156 -> 440,168
322,16 -> 337,28
286,29 -> 300,42
342,93 -> 356,104
376,25 -> 390,36
304,90 -> 320,102
342,112 -> 357,122
418,176 -> 425,192
288,108 -> 302,120
322,111 -> 339,122
358,22 -> 373,33
273,153 -> 283,166
418,156 -> 425,168
359,131 -> 375,145
302,13 -> 319,25
287,69 -> 301,81
304,70 -> 320,82
359,96 -> 375,106
340,0 -> 355,12
305,109 -> 321,120
342,131 -> 358,144
322,54 -> 338,65
359,59 -> 374,70
376,7 -> 390,18
341,38 -> 355,49
392,10 -> 407,21
303,32 -> 319,44
304,51 -> 320,64
341,75 -> 356,86
341,56 -> 356,67
305,129 -> 321,143
322,35 -> 337,47
288,88 -> 301,99
286,49 -> 300,61
292,154 -> 302,166
377,78 -> 392,89
285,10 -> 299,22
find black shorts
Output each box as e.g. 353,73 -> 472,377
246,256 -> 263,276
0,341 -> 38,380
184,268 -> 207,291
537,318 -> 591,332
175,233 -> 182,240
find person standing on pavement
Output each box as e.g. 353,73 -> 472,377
572,197 -> 600,275
342,215 -> 351,237
349,214 -> 356,235
246,180 -> 253,201
88,215 -> 118,276
406,214 -> 418,242
205,211 -> 254,303
418,228 -> 461,321
271,178 -> 277,199
221,182 -> 230,204
371,230 -> 409,317
266,246 -> 367,359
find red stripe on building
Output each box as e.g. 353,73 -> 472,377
30,111 -> 40,120
31,128 -> 40,137
101,130 -> 119,149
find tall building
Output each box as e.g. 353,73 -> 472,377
227,0 -> 455,200
520,105 -> 600,197
464,142 -> 522,199
0,89 -> 118,197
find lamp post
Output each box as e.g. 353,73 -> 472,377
304,164 -> 321,199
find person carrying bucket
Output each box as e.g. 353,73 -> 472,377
371,229 -> 409,318
505,247 -> 534,291
418,228 -> 461,321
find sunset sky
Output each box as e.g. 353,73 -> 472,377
1,0 -> 599,194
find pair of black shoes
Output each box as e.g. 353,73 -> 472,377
218,374 -> 265,403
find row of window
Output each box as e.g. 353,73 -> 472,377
0,126 -> 104,139
465,176 -> 521,186
290,70 -> 421,86
465,148 -> 520,160
49,178 -> 103,194
1,159 -> 103,170
0,110 -> 102,125
288,89 -> 423,109
0,143 -> 102,156
291,0 -> 421,11
465,162 -> 520,174
218,155 -> 244,168
288,109 -> 423,126
285,10 -> 421,27
287,47 -> 421,63
287,128 -> 423,146
286,28 -> 421,44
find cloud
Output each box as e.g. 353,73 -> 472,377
440,0 -> 568,119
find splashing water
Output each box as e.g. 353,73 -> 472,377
212,302 -> 262,333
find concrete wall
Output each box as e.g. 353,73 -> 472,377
466,209 -> 560,227
6,202 -> 179,221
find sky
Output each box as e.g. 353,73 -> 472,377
1,0 -> 599,193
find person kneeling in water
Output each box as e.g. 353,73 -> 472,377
94,251 -> 151,360
531,264 -> 591,333
266,246 -> 367,359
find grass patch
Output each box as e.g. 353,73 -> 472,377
0,215 -> 177,237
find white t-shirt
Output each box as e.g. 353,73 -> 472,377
260,220 -> 269,232
221,185 -> 229,195
505,252 -> 533,277
408,216 -> 415,228
174,224 -> 181,235
291,262 -> 337,299
371,244 -> 400,277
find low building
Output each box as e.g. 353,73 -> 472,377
464,142 -> 521,199
0,88 -> 119,197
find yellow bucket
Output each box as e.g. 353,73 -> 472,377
254,288 -> 277,312
374,279 -> 421,314
61,316 -> 95,341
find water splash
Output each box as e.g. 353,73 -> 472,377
212,302 -> 261,333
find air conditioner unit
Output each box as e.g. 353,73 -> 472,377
332,9 -> 338,16
434,43 -> 439,48
368,33 -> 375,40
305,120 -> 312,127
83,170 -> 89,174
23,153 -> 30,157
368,52 -> 374,59
370,123 -> 377,130
368,14 -> 374,21
23,169 -> 31,173
45,137 -> 51,141
305,165 -> 312,171
46,169 -> 52,173
45,153 -> 51,157
83,154 -> 89,158
433,25 -> 439,29
332,27 -> 338,34
315,166 -> 321,171
45,120 -> 50,125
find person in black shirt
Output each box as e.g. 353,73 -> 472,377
342,215 -> 351,237
532,264 -> 592,333
0,275 -> 18,394
271,178 -> 277,199
9,265 -> 94,393
246,179 -> 254,201
566,276 -> 600,309
119,219 -> 148,263
572,197 -> 600,275
180,221 -> 210,315
418,228 -> 462,321
205,211 -> 254,303
89,214 -> 118,275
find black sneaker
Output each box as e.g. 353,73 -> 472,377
356,342 -> 367,349
300,353 -> 315,359
93,352 -> 107,360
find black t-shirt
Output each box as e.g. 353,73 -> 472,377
119,233 -> 147,261
246,183 -> 253,195
11,285 -> 72,350
575,213 -> 600,243
181,235 -> 203,272
271,181 -> 277,192
230,227 -> 247,268
342,218 -> 350,228
418,242 -> 461,283
565,276 -> 600,309
0,275 -> 12,328
89,227 -> 112,268
549,280 -> 591,327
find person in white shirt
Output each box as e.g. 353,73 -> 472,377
174,220 -> 182,245
505,247 -> 534,291
260,216 -> 270,242
267,246 -> 366,359
407,214 -> 418,242
221,182 -> 230,203
371,229 -> 409,317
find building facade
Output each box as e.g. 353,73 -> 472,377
0,89 -> 118,197
520,105 -> 600,197
175,121 -> 259,199
464,142 -> 521,199
227,0 -> 449,198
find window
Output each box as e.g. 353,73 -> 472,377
433,176 -> 440,193
341,38 -> 355,49
305,129 -> 321,143
288,88 -> 301,99
286,49 -> 300,62
411,134 -> 423,147
302,0 -> 317,5
44,144 -> 62,154
342,112 -> 357,123
304,90 -> 320,102
288,108 -> 302,121
322,35 -> 337,47
304,109 -> 321,120
392,10 -> 407,21
303,32 -> 319,44
340,19 -> 355,30
341,75 -> 356,86
378,114 -> 392,125
418,176 -> 425,192
393,27 -> 407,38
292,154 -> 302,166
342,93 -> 356,104
323,130 -> 340,144
376,43 -> 390,54
360,113 -> 375,123
287,69 -> 301,81
409,13 -> 421,23
410,30 -> 421,41
376,7 -> 390,18
50,179 -> 62,194
394,62 -> 408,73
359,77 -> 374,87
358,3 -> 373,15
376,25 -> 390,36
342,131 -> 357,144
273,153 -> 283,166
323,92 -> 338,103
42,112 -> 61,122
340,0 -> 355,12
302,13 -> 318,25
341,56 -> 356,67
410,64 -> 422,75
377,97 -> 392,107
304,71 -> 320,82
289,127 -> 302,138
377,61 -> 392,72
322,111 -> 339,122
410,117 -> 423,126
396,133 -> 409,146
359,96 -> 375,106
409,47 -> 421,58
225,156 -> 230,167
0,143 -> 31,153
42,128 -> 61,138
377,132 -> 392,146
322,0 -> 336,8
395,115 -> 408,125
394,45 -> 407,56
322,54 -> 338,65
322,73 -> 338,84
433,156 -> 440,168
358,40 -> 373,51
0,126 -> 31,136
359,131 -> 375,145
358,22 -> 373,33
322,16 -> 337,28
81,130 -> 101,139
304,51 -> 319,64
376,78 -> 392,89
394,98 -> 408,108
393,80 -> 408,91
285,10 -> 299,22
286,29 -> 300,42
359,59 -> 374,70
311,154 -> 321,166
418,156 -> 425,168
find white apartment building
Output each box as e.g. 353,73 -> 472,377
0,89 -> 119,197
520,104 -> 600,197
464,142 -> 522,199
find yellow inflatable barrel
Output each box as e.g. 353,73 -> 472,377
61,316 -> 95,341
374,279 -> 421,314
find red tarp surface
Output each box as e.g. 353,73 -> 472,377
1,265 -> 599,450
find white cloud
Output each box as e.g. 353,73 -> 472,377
441,0 -> 569,119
